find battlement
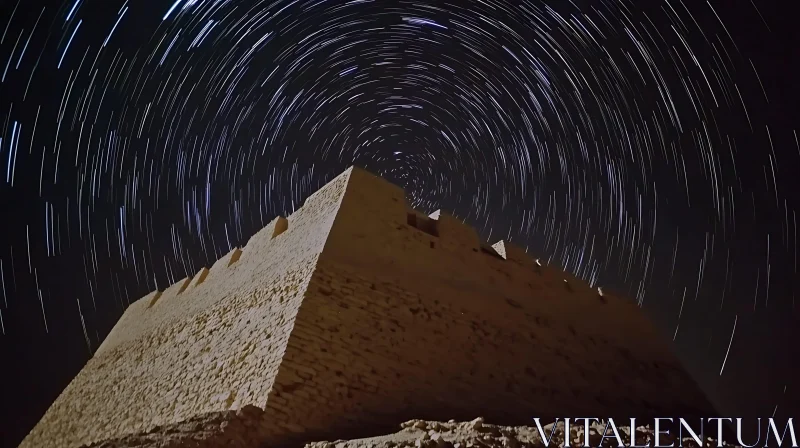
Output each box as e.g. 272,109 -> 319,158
104,167 -> 621,350
22,166 -> 715,448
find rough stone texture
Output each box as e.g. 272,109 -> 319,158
304,418 -> 739,448
20,168 -> 353,448
85,417 -> 739,448
20,167 -> 716,448
82,405 -> 268,448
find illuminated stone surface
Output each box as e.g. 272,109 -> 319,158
20,167 -> 715,448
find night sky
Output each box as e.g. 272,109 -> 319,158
0,0 -> 798,446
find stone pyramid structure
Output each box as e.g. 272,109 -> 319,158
20,167 -> 715,448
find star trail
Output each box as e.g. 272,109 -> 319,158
0,0 -> 798,445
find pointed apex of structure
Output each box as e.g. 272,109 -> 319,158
344,165 -> 378,175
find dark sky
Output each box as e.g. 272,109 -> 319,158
0,0 -> 798,446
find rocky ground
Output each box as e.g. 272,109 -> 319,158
306,418 -> 740,448
80,412 -> 740,448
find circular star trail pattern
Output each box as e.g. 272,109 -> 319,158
0,0 -> 798,442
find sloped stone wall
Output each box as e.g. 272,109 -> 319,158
258,168 -> 714,446
20,167 -> 714,448
19,170 -> 355,448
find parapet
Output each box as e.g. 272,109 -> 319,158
321,167 -> 607,298
491,240 -> 537,270
215,247 -> 242,269
191,267 -> 210,287
406,210 -> 439,237
244,216 -> 289,256
103,166 -> 628,354
89,170 -> 353,363
146,290 -> 164,307
428,210 -> 480,252
150,277 -> 190,309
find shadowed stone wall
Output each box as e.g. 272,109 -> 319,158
20,167 -> 714,448
259,168 -> 714,446
20,170 -> 354,447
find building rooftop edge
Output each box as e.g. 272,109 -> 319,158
119,165 -> 622,327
